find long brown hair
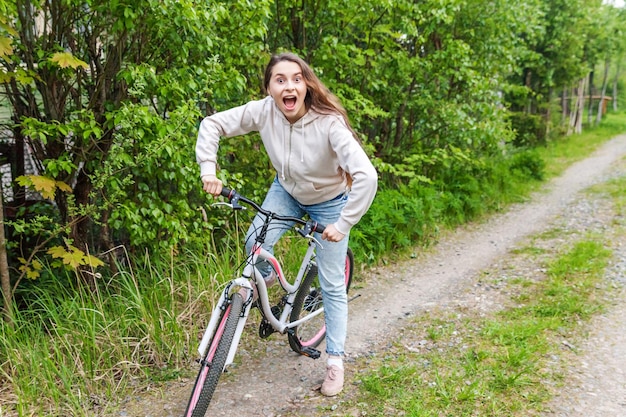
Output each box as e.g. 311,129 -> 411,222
263,52 -> 360,141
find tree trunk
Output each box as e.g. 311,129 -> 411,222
289,3 -> 305,50
0,192 -> 13,325
544,86 -> 552,139
587,70 -> 594,126
612,60 -> 620,112
576,77 -> 586,134
525,69 -> 533,114
11,121 -> 26,207
568,85 -> 578,135
568,77 -> 586,135
71,169 -> 96,291
596,58 -> 610,125
561,85 -> 568,126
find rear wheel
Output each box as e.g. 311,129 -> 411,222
288,248 -> 354,353
184,292 -> 244,417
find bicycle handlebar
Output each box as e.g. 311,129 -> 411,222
220,187 -> 326,234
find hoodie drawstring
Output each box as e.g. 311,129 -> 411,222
300,118 -> 304,163
281,125 -> 286,180
281,119 -> 305,181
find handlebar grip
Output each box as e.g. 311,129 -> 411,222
295,219 -> 325,238
220,187 -> 235,199
311,221 -> 326,234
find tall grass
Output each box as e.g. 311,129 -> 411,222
0,219 -> 319,416
0,240 -> 238,416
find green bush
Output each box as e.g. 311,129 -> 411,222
508,112 -> 547,148
508,148 -> 546,181
350,185 -> 441,263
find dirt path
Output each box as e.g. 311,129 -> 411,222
116,134 -> 626,417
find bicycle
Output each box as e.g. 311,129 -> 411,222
184,187 -> 354,417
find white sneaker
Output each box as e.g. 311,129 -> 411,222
321,365 -> 344,396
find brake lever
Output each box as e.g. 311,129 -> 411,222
211,201 -> 246,211
309,235 -> 324,249
296,225 -> 325,249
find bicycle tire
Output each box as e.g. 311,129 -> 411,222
288,248 -> 354,353
184,292 -> 244,417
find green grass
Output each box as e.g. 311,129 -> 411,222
346,237 -> 613,417
589,174 -> 626,220
538,111 -> 626,179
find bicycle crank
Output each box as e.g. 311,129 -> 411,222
259,305 -> 281,338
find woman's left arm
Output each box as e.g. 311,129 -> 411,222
329,120 -> 379,236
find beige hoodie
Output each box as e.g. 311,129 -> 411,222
196,96 -> 378,235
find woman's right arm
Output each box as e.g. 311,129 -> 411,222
195,98 -> 268,195
196,117 -> 224,196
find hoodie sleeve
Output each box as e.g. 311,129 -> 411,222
328,119 -> 378,235
195,98 -> 268,177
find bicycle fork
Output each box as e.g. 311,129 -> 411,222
197,278 -> 254,370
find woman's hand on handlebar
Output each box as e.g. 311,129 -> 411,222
322,224 -> 346,242
201,175 -> 223,196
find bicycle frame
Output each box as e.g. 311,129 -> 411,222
196,203 -> 323,370
185,187 -> 352,417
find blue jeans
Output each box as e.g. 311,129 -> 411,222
245,178 -> 349,356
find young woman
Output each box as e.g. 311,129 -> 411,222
196,52 -> 378,396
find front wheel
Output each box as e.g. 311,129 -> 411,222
184,292 -> 244,417
288,248 -> 354,353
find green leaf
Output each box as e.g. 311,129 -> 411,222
0,36 -> 13,57
15,175 -> 72,199
47,246 -> 67,259
50,52 -> 88,69
62,250 -> 85,269
84,254 -> 105,268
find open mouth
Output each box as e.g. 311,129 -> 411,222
283,96 -> 297,111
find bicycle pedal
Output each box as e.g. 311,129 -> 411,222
299,346 -> 321,359
258,319 -> 275,338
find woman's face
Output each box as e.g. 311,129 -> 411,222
267,60 -> 308,123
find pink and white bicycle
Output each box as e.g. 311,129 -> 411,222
184,187 -> 354,417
